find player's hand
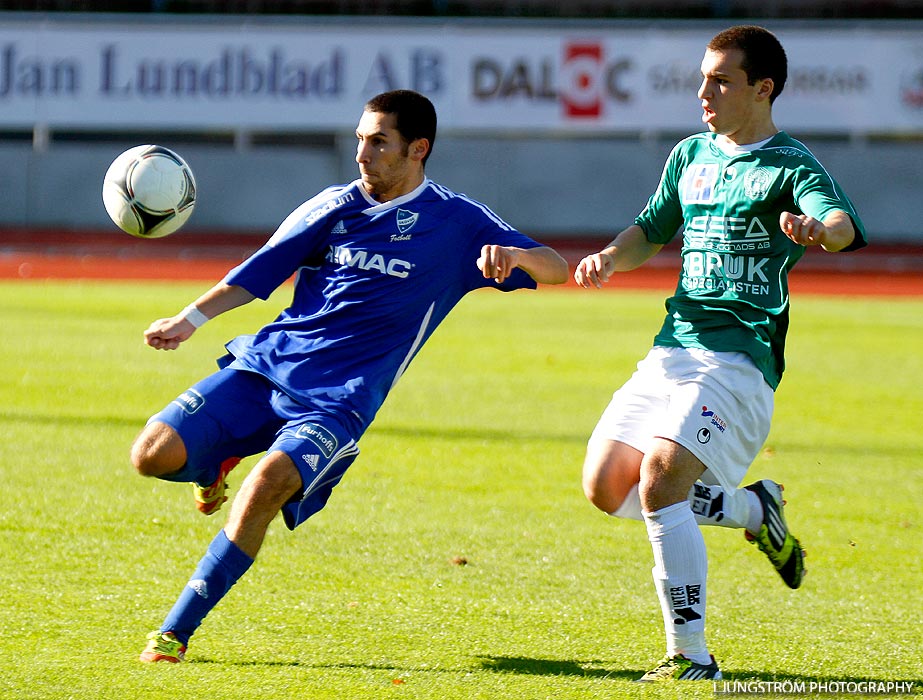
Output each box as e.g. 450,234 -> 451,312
143,316 -> 196,351
478,244 -> 519,283
780,212 -> 827,247
574,252 -> 616,288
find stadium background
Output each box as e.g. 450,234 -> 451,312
0,1 -> 921,288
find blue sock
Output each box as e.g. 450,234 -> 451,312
156,460 -> 217,487
160,529 -> 254,645
155,462 -> 202,485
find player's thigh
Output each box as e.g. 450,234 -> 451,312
149,368 -> 283,471
583,438 -> 643,513
638,437 -> 707,511
585,359 -> 669,511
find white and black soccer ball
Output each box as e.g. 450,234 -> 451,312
102,145 -> 197,239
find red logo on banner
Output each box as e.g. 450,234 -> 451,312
561,42 -> 603,119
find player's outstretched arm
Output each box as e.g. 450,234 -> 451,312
779,210 -> 856,252
478,244 -> 569,285
574,225 -> 664,288
143,283 -> 256,351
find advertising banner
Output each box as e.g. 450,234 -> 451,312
0,18 -> 921,133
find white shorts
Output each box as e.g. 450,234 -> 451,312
590,346 -> 774,492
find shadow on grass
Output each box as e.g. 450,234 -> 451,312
478,660 -> 922,689
194,655 -> 641,682
0,410 -> 143,429
191,655 -> 922,693
480,656 -> 923,697
477,655 -> 640,681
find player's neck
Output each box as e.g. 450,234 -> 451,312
719,116 -> 778,149
362,172 -> 426,204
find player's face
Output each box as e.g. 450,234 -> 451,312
355,111 -> 425,202
697,48 -> 769,142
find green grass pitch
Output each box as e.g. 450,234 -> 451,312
0,279 -> 920,699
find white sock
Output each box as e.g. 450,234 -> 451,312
612,484 -> 643,520
643,502 -> 711,665
688,483 -> 762,531
613,482 -> 762,533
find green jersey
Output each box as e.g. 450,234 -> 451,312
635,131 -> 867,390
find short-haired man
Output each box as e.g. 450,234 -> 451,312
575,26 -> 867,681
134,89 -> 568,663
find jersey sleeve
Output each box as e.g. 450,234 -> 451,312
467,210 -> 542,292
634,144 -> 686,244
223,194 -> 335,299
792,165 -> 868,252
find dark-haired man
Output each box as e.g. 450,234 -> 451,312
132,89 -> 568,662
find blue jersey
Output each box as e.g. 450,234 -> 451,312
220,178 -> 542,433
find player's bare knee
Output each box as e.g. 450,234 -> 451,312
583,443 -> 642,514
130,422 -> 185,477
130,441 -> 165,477
582,462 -> 620,513
583,475 -> 622,513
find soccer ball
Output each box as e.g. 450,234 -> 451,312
102,145 -> 197,239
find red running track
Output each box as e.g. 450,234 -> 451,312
1,229 -> 921,296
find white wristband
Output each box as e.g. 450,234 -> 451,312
182,304 -> 210,329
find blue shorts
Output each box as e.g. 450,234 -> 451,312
150,367 -> 361,530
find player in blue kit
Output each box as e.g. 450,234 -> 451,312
132,89 -> 568,663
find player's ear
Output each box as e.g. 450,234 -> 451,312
755,77 -> 774,102
409,138 -> 430,163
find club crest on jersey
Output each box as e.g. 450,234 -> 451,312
744,167 -> 773,200
396,209 -> 419,234
682,163 -> 719,204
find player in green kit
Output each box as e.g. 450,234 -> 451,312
574,25 -> 867,681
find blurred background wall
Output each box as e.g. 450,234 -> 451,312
1,2 -> 921,243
